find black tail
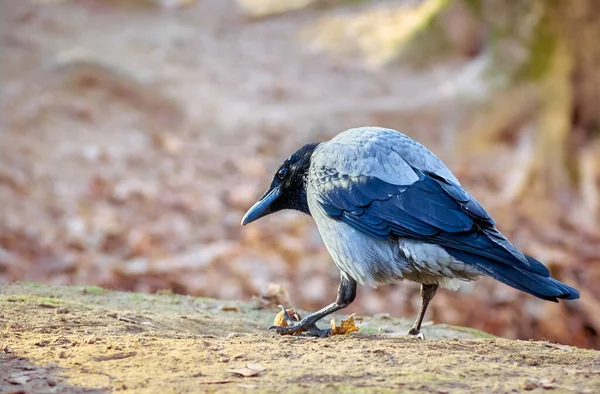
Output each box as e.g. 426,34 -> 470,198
446,249 -> 580,302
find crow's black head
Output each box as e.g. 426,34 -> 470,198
241,143 -> 320,225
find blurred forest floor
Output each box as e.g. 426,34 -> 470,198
1,0 -> 599,349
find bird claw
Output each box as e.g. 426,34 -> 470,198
277,305 -> 297,326
407,329 -> 425,340
306,327 -> 331,338
268,305 -> 331,337
269,323 -> 331,337
266,322 -> 297,333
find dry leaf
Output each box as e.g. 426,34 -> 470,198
228,363 -> 265,377
228,368 -> 260,377
272,309 -> 301,328
246,363 -> 265,372
220,305 -> 240,312
252,283 -> 291,309
151,132 -> 182,155
330,313 -> 360,336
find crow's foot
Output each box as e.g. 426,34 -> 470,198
268,305 -> 331,337
408,327 -> 425,340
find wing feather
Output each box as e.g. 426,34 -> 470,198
309,159 -> 543,274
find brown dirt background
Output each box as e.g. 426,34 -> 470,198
0,0 -> 598,353
2,282 -> 600,393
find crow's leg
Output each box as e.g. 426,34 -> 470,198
408,284 -> 438,338
269,274 -> 357,337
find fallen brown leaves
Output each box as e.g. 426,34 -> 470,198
330,313 -> 360,336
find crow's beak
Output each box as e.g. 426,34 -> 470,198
241,186 -> 282,225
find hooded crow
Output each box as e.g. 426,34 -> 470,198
242,127 -> 579,337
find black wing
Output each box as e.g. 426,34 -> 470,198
313,167 -> 550,277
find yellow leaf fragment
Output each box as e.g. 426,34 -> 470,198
272,308 -> 302,335
272,309 -> 301,328
330,313 -> 360,336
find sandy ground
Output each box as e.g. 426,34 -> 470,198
1,282 -> 599,393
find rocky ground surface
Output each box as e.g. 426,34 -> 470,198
1,282 -> 599,393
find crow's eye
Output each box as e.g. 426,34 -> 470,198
276,167 -> 288,180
